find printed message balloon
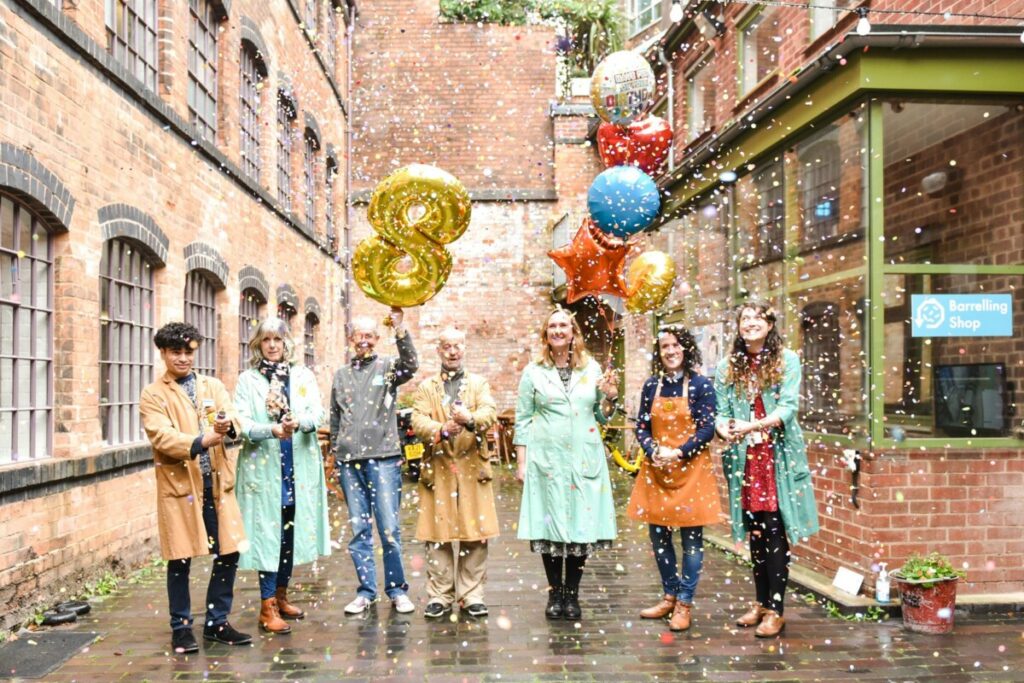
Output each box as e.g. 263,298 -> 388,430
352,164 -> 471,308
587,165 -> 661,239
590,51 -> 655,126
625,251 -> 676,313
597,116 -> 673,175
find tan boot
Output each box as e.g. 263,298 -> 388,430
259,598 -> 291,634
668,602 -> 692,632
735,603 -> 765,627
755,610 -> 785,637
640,594 -> 676,619
275,587 -> 306,620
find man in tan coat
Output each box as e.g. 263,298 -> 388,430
411,327 -> 498,619
139,322 -> 250,653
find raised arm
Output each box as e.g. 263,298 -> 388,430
391,333 -> 419,387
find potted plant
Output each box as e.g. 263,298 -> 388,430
890,552 -> 965,634
539,0 -> 625,100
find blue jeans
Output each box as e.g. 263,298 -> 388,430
648,525 -> 704,604
258,505 -> 296,599
337,456 -> 408,600
167,488 -> 239,631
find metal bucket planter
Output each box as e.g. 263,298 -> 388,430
892,574 -> 959,634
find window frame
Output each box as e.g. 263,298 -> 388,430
798,132 -> 843,247
685,51 -> 715,142
629,0 -> 663,36
277,91 -> 298,211
303,312 -> 318,368
303,128 -> 321,235
0,194 -> 53,464
239,287 -> 266,372
737,6 -> 781,97
239,40 -> 268,183
99,237 -> 156,446
801,301 -> 842,418
105,0 -> 159,91
325,155 -> 338,253
187,0 -> 220,142
184,269 -> 219,377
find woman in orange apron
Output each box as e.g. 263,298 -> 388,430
627,325 -> 720,632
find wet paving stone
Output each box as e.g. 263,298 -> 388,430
38,468 -> 1024,681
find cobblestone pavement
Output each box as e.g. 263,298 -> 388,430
38,468 -> 1023,682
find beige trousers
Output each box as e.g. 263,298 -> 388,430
425,540 -> 488,606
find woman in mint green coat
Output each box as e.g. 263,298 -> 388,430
234,317 -> 330,634
714,300 -> 819,638
514,308 -> 618,621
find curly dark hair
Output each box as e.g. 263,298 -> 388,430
153,322 -> 203,350
652,324 -> 702,376
726,299 -> 784,394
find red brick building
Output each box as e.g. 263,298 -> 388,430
0,0 -> 355,628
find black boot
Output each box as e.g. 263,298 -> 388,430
544,586 -> 564,620
563,587 -> 581,621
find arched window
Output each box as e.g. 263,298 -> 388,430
304,312 -> 318,368
188,0 -> 222,142
1,195 -> 53,463
184,270 -> 219,376
303,127 -> 321,234
802,302 -> 841,417
239,41 -> 268,182
277,301 -> 297,332
277,91 -> 297,210
100,238 -> 157,445
799,137 -> 842,245
239,287 -> 267,371
106,0 -> 158,91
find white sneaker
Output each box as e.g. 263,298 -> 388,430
344,596 -> 375,615
391,594 -> 415,614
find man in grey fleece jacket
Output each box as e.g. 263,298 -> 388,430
330,307 -> 418,615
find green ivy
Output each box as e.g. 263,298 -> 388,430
439,0 -> 533,26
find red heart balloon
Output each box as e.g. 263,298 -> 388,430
597,116 -> 673,175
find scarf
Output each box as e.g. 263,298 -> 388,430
258,359 -> 291,422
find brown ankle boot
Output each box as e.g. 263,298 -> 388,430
755,610 -> 785,637
275,587 -> 306,620
735,603 -> 765,627
259,598 -> 291,634
668,602 -> 692,632
640,594 -> 676,619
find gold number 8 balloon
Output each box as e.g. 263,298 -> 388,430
352,164 -> 472,308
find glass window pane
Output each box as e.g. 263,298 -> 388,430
34,359 -> 47,407
0,305 -> 12,355
883,100 -> 1024,266
885,273 -> 1023,439
0,254 -> 14,298
0,358 -> 12,407
0,412 -> 11,463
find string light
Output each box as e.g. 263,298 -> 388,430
670,0 -> 686,24
855,7 -> 871,37
718,0 -> 1024,23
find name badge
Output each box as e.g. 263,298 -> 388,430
750,430 -> 764,445
372,374 -> 385,386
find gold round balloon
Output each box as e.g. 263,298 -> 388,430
352,164 -> 472,308
626,251 -> 676,314
590,51 -> 656,126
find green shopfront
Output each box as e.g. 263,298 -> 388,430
655,45 -> 1024,600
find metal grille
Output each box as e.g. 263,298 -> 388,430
277,93 -> 296,211
184,270 -> 218,377
802,303 -> 841,415
105,0 -> 158,91
325,1 -> 340,76
304,313 -> 318,368
303,132 -> 319,234
0,194 -> 53,464
239,288 -> 265,371
99,238 -> 154,445
188,0 -> 218,142
278,303 -> 297,334
800,140 -> 842,244
239,42 -> 265,182
753,163 -> 784,261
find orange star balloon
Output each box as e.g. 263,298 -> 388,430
548,217 -> 630,303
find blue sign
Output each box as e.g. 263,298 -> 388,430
911,294 -> 1013,337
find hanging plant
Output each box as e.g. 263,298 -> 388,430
439,0 -> 533,26
536,0 -> 626,76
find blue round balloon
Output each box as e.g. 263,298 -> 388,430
587,166 -> 661,239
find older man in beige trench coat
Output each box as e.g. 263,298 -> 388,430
411,327 -> 498,619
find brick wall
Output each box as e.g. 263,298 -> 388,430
0,0 -> 350,627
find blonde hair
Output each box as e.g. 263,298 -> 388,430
248,316 -> 296,367
537,308 -> 591,370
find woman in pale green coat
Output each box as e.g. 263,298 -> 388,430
234,317 -> 330,635
514,308 -> 618,621
714,300 -> 819,638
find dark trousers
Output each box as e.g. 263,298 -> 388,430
167,488 -> 239,631
746,510 -> 790,615
258,505 -> 296,599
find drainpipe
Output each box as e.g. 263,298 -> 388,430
657,43 -> 674,171
344,1 -> 356,357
